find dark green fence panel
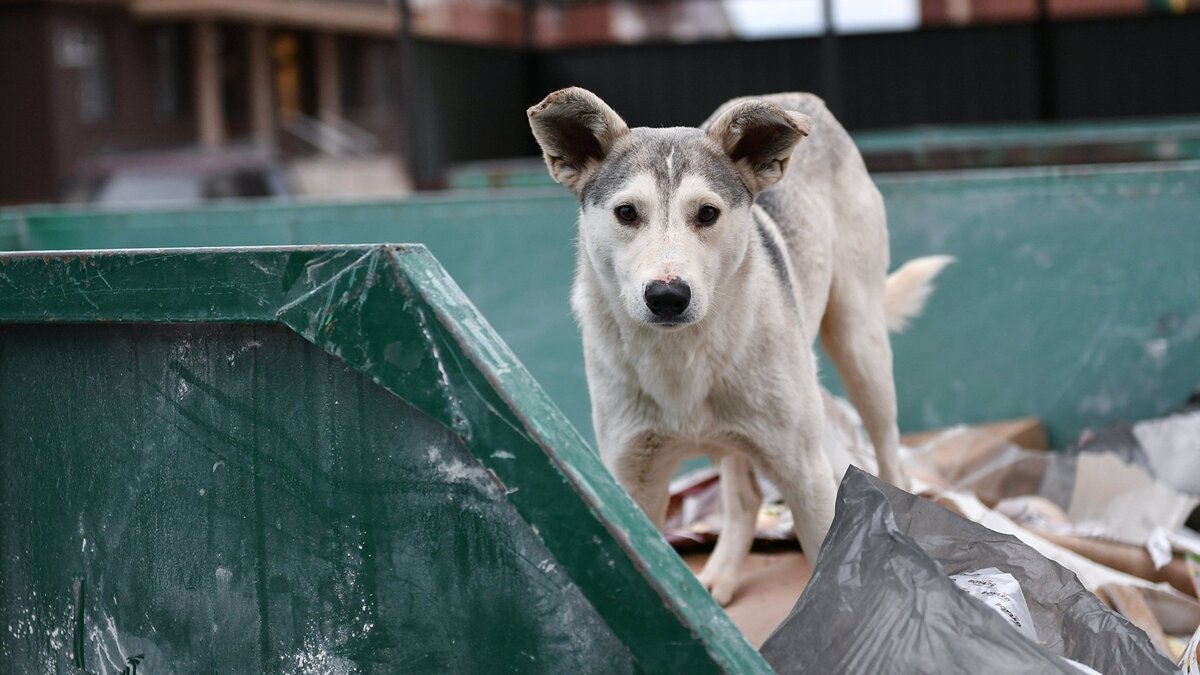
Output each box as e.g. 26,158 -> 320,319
2,162 -> 1198,445
0,246 -> 769,674
855,116 -> 1200,171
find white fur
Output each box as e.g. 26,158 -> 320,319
530,88 -> 951,607
698,258 -> 951,604
884,255 -> 956,333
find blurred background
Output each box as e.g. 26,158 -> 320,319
2,0 -> 1199,205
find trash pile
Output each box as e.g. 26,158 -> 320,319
667,389 -> 1200,673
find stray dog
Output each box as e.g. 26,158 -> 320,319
528,88 -> 952,605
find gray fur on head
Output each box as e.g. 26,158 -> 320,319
527,87 -> 629,194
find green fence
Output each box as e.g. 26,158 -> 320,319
448,116 -> 1200,189
0,245 -> 768,673
3,162 -> 1199,445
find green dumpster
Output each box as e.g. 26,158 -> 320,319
0,245 -> 768,673
3,161 -> 1198,445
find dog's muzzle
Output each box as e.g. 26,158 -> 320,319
644,279 -> 691,324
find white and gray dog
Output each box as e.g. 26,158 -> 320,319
528,88 -> 950,605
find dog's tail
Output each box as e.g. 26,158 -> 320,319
884,255 -> 955,333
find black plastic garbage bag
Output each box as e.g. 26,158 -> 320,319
760,467 -> 1178,674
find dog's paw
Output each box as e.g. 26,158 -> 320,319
881,466 -> 913,493
696,569 -> 738,607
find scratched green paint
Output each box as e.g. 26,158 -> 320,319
0,246 -> 771,674
1,323 -> 639,673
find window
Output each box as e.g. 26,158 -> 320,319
58,19 -> 113,124
156,26 -> 186,119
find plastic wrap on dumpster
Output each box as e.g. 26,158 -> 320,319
759,467 -> 1179,675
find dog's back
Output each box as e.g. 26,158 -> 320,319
705,93 -> 888,335
707,91 -> 908,492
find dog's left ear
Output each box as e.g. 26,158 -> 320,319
706,100 -> 811,194
528,87 -> 629,195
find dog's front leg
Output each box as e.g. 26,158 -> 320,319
747,407 -> 838,560
697,453 -> 762,606
601,432 -> 680,531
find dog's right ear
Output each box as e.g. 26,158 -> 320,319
528,87 -> 629,195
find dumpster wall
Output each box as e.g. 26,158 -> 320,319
1,323 -> 636,673
885,164 -> 1200,442
0,246 -> 771,674
2,163 -> 1198,445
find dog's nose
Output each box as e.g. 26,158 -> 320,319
644,280 -> 691,320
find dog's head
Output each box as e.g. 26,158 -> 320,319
528,87 -> 810,329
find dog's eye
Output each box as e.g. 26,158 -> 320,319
697,205 -> 720,225
615,204 -> 638,223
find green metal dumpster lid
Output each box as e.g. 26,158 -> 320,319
0,245 -> 771,673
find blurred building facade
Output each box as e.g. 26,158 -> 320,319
2,0 -> 1199,203
0,0 -> 404,204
